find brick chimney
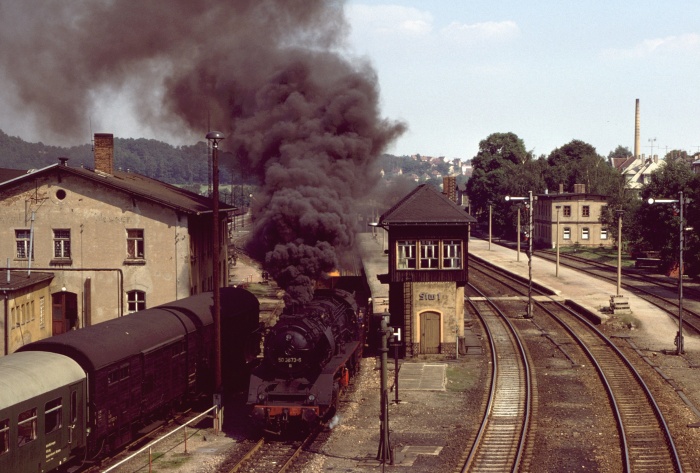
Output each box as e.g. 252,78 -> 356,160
94,133 -> 114,175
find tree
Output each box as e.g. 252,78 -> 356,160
545,140 -> 620,196
638,159 -> 695,273
466,132 -> 534,238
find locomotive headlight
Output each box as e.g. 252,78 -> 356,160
258,393 -> 267,402
307,394 -> 315,403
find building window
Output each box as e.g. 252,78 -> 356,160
582,205 -> 590,217
442,240 -> 462,269
15,229 -> 32,259
0,418 -> 8,455
419,240 -> 439,269
53,229 -> 71,258
44,398 -> 62,434
127,229 -> 144,259
127,290 -> 146,313
563,227 -> 571,240
397,240 -> 416,269
17,408 -> 37,446
601,229 -> 608,240
582,227 -> 590,240
39,297 -> 45,327
563,206 -> 571,217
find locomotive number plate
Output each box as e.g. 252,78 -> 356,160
278,357 -> 302,363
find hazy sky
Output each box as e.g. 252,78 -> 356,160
1,1 -> 699,162
344,1 -> 700,160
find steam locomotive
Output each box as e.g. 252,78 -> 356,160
247,288 -> 366,434
0,287 -> 260,473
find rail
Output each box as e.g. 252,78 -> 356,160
101,405 -> 218,472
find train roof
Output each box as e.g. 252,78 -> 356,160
19,306 -> 205,373
0,352 -> 85,409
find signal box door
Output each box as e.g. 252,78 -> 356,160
419,311 -> 441,354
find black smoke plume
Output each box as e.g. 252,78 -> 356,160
0,0 -> 404,304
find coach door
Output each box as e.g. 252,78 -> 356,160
419,311 -> 441,354
52,292 -> 78,335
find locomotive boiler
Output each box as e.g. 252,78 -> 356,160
247,288 -> 366,434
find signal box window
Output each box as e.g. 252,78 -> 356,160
53,229 -> 71,258
127,229 -> 145,259
582,205 -> 590,217
563,206 -> 571,217
397,241 -> 416,269
44,398 -> 62,434
15,229 -> 33,260
442,240 -> 462,269
127,290 -> 146,313
17,408 -> 37,446
419,240 -> 439,269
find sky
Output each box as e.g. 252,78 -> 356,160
342,1 -> 700,160
1,1 -> 699,162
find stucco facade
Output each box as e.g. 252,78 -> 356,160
0,134 -> 231,350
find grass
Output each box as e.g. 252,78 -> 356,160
557,245 -> 637,269
445,361 -> 480,392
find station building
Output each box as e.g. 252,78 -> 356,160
0,133 -> 233,352
375,184 -> 475,357
533,184 -> 611,249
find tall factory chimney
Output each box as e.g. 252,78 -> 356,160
634,99 -> 640,158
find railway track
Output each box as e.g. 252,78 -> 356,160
469,259 -> 683,472
228,436 -> 308,473
537,249 -> 700,336
462,283 -> 532,472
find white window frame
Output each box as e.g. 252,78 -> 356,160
15,229 -> 32,259
419,240 -> 439,269
53,229 -> 71,258
397,240 -> 416,269
442,240 -> 462,269
601,229 -> 608,240
563,227 -> 571,240
582,227 -> 590,240
127,229 -> 145,259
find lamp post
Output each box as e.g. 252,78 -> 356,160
648,192 -> 685,355
506,191 -> 535,318
206,131 -> 225,405
615,210 -> 625,296
555,205 -> 561,277
516,205 -> 521,262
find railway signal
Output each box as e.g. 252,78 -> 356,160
505,192 -> 535,318
648,191 -> 687,355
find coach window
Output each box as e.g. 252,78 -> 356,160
127,290 -> 146,313
397,240 -> 416,269
442,240 -> 462,269
563,227 -> 571,240
17,408 -> 37,446
126,229 -> 145,259
582,227 -> 590,240
71,391 -> 78,424
0,419 -> 8,455
45,398 -> 62,434
419,240 -> 439,269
